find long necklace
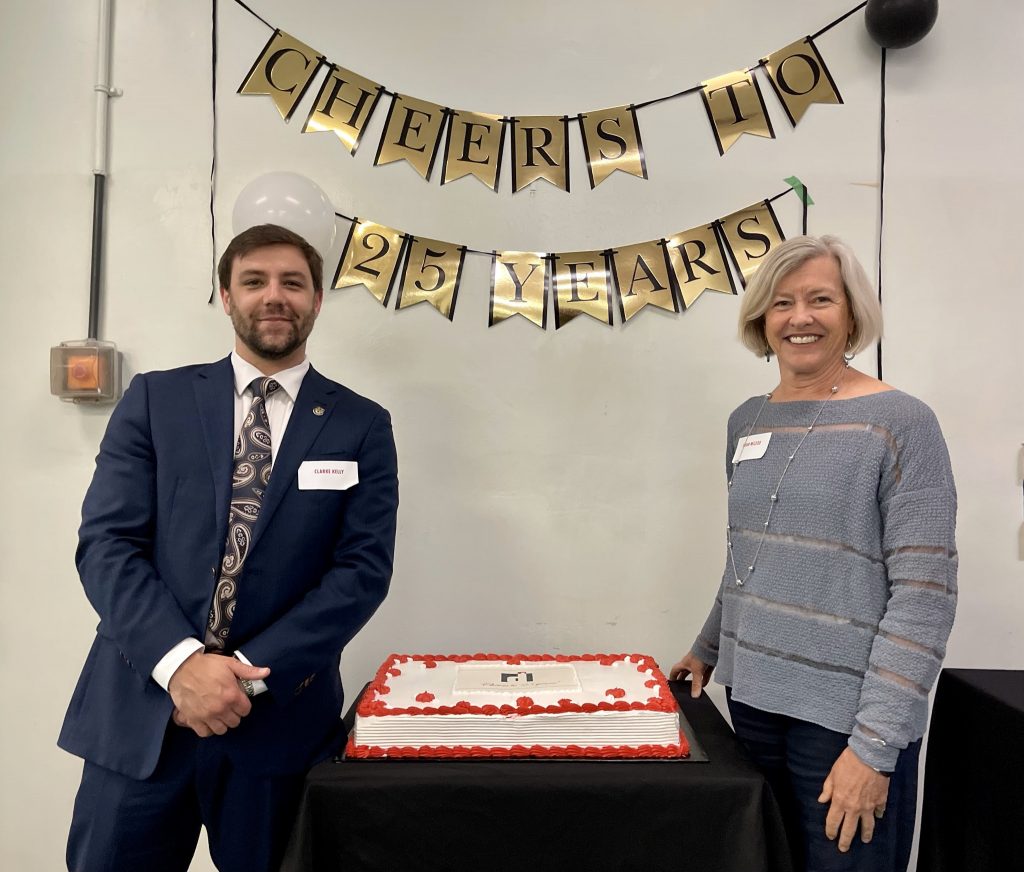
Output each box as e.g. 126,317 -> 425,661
726,363 -> 849,587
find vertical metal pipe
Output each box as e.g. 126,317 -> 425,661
89,0 -> 115,339
94,0 -> 113,177
88,174 -> 106,340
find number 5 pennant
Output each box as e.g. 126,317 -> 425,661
395,236 -> 467,321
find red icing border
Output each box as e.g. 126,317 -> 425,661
356,653 -> 678,719
345,732 -> 690,760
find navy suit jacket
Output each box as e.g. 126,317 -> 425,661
58,356 -> 398,779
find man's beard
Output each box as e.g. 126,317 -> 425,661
230,305 -> 315,361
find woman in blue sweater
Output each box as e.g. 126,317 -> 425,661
671,235 -> 957,872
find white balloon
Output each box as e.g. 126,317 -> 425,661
232,172 -> 337,256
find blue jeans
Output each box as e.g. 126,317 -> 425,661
727,691 -> 920,872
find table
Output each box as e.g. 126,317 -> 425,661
282,683 -> 793,872
917,668 -> 1024,872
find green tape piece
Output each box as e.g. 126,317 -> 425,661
784,175 -> 814,206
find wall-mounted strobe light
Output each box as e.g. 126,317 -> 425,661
51,0 -> 122,404
50,339 -> 120,403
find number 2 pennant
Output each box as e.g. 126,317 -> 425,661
333,220 -> 408,305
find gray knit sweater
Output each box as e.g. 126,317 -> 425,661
691,390 -> 957,771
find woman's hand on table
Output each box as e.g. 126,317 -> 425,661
669,652 -> 714,698
818,746 -> 891,852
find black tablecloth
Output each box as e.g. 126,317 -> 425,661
282,683 -> 793,872
917,668 -> 1024,872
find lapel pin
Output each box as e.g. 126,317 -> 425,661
313,405 -> 325,416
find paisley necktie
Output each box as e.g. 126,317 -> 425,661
205,376 -> 280,650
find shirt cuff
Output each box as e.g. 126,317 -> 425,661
848,731 -> 900,773
690,637 -> 720,669
234,649 -> 269,696
151,637 -> 204,691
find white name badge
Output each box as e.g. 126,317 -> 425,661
298,460 -> 359,491
732,432 -> 772,463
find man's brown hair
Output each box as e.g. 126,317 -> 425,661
218,224 -> 324,293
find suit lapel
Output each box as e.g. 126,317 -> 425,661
193,357 -> 236,541
251,366 -> 338,546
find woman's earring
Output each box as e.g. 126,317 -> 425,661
844,337 -> 855,363
765,345 -> 772,363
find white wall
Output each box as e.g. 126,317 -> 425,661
1,1 -> 1020,869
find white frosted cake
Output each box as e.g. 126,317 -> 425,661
346,653 -> 687,759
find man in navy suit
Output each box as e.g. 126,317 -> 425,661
60,224 -> 399,872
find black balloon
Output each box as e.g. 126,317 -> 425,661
865,0 -> 939,49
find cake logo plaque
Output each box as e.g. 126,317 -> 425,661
453,664 -> 581,693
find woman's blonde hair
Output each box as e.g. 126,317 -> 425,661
737,235 -> 883,357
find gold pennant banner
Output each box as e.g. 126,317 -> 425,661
333,220 -> 407,305
579,105 -> 647,189
551,251 -> 613,329
396,236 -> 467,320
374,94 -> 448,180
511,116 -> 570,193
664,223 -> 736,308
762,38 -> 843,127
314,187 -> 796,326
491,252 -> 549,329
610,241 -> 677,322
700,70 -> 775,155
302,65 -> 384,154
238,30 -> 324,122
235,8 -> 857,176
720,200 -> 786,286
442,110 -> 506,191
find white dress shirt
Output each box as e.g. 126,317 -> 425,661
150,353 -> 311,696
